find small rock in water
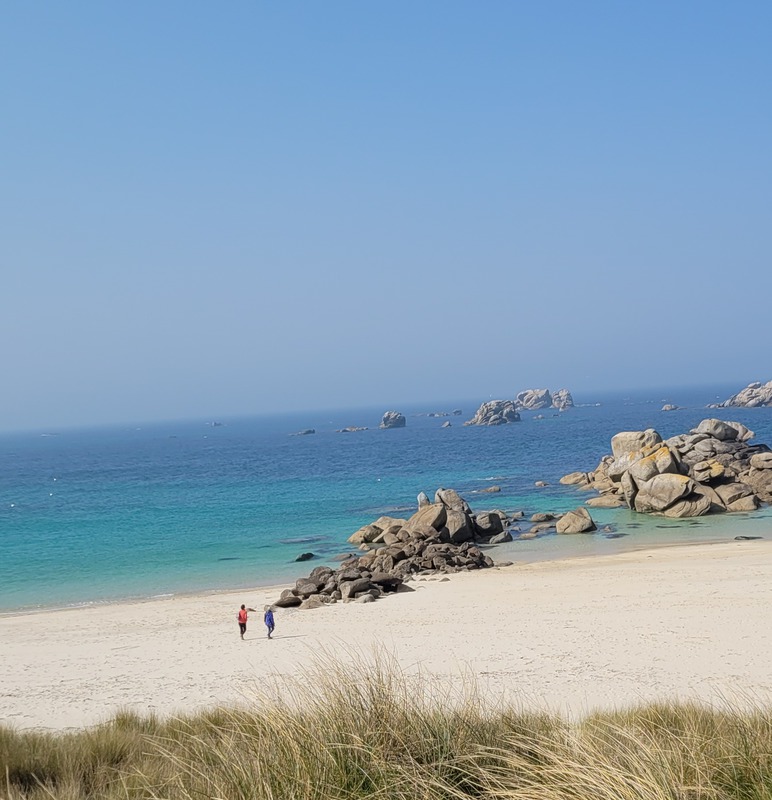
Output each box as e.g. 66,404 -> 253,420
734,535 -> 763,541
534,480 -> 549,487
295,552 -> 315,562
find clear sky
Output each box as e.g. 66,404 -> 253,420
2,2 -> 771,431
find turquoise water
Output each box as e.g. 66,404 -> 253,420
2,386 -> 771,612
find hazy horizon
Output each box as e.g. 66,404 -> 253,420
3,2 -> 770,432
0,378 -> 756,436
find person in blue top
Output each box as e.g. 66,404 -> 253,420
264,606 -> 275,639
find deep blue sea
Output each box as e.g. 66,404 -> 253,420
2,385 -> 771,613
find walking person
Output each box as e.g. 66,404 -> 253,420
237,604 -> 255,640
264,605 -> 275,639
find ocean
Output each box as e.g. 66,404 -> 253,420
2,384 -> 771,613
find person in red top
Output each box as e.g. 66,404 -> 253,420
237,604 -> 255,640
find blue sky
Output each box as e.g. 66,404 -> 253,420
2,2 -> 771,430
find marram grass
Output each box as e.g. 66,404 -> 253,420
2,652 -> 772,800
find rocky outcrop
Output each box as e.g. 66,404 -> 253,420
562,419 -> 772,517
276,489 -> 516,609
336,426 -> 368,433
551,389 -> 574,411
516,389 -> 552,410
290,429 -> 316,436
711,381 -> 772,409
465,400 -> 520,426
467,388 -> 574,424
380,411 -> 406,429
516,388 -> 574,411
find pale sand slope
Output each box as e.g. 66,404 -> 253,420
2,539 -> 772,731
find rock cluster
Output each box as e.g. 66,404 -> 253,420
561,419 -> 772,518
551,388 -> 574,411
517,388 -> 575,411
274,488 -> 505,609
711,381 -> 772,409
466,388 -> 574,425
336,426 -> 368,433
464,400 -> 520,426
380,411 -> 406,429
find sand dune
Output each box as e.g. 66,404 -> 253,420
2,539 -> 772,731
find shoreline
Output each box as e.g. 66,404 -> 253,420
0,520 -> 766,620
0,519 -> 762,620
3,537 -> 772,731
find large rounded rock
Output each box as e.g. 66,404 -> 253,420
714,482 -> 754,507
585,495 -> 626,508
274,589 -> 302,608
727,495 -> 760,512
633,474 -> 695,513
348,524 -> 382,545
750,452 -> 772,470
556,507 -> 596,534
405,503 -> 447,533
295,579 -> 322,598
693,419 -> 740,442
628,445 -> 680,483
473,511 -> 504,536
340,578 -> 373,600
442,509 -> 475,544
611,429 -> 663,460
662,493 -> 712,518
560,471 -> 590,486
435,488 -> 471,514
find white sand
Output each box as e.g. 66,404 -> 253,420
2,539 -> 772,731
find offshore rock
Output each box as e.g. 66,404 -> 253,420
465,400 -> 520,426
551,388 -> 575,410
516,388 -> 552,410
712,380 -> 772,408
380,411 -> 406,429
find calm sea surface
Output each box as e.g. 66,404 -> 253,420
2,385 -> 771,612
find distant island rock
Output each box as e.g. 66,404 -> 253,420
561,418 -> 772,518
551,388 -> 574,410
465,400 -> 521,426
380,411 -> 406,429
517,388 -> 575,411
465,388 -> 574,426
291,428 -> 316,436
516,388 -> 552,410
710,381 -> 772,409
336,426 -> 368,433
661,405 -> 681,412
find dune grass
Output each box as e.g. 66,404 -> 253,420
2,653 -> 771,799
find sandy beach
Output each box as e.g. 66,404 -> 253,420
2,538 -> 772,731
